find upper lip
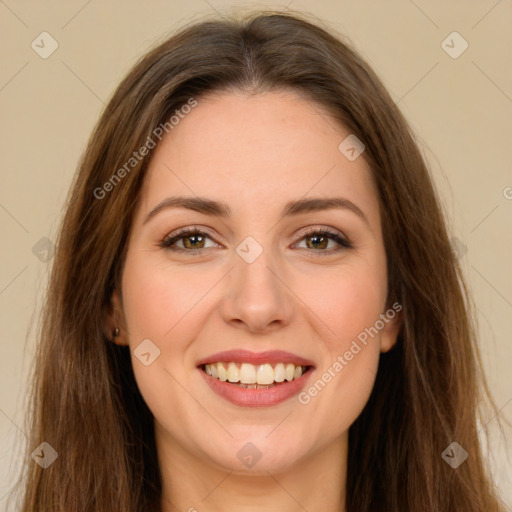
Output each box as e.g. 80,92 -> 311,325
196,349 -> 315,368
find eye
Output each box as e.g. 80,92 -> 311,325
160,227 -> 219,254
292,228 -> 352,255
160,226 -> 352,256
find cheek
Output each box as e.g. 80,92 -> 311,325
305,260 -> 387,351
120,252 -> 220,401
121,252 -> 212,339
120,255 -> 201,421
294,261 -> 385,430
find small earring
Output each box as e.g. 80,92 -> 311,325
112,327 -> 120,341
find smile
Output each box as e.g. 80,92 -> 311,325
203,362 -> 310,388
196,350 -> 316,407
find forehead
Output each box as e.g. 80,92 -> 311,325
138,90 -> 380,226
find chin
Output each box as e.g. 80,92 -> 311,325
202,433 -> 311,475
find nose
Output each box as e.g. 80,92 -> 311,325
220,247 -> 294,334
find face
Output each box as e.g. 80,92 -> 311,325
112,89 -> 400,475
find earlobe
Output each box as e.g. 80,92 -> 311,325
105,290 -> 129,346
380,307 -> 402,353
111,326 -> 125,346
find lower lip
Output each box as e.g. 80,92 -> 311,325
199,368 -> 314,408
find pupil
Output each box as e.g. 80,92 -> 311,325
308,235 -> 327,249
185,235 -> 204,249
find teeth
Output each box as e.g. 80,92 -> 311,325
239,363 -> 256,384
274,363 -> 285,382
256,363 -> 274,385
217,362 -> 227,382
203,362 -> 308,384
227,362 -> 240,382
285,363 -> 295,381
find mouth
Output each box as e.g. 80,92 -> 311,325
200,362 -> 314,389
196,350 -> 316,407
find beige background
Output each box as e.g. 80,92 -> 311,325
0,0 -> 511,509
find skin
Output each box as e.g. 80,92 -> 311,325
110,89 -> 401,512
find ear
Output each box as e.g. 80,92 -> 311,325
379,302 -> 403,353
104,289 -> 129,346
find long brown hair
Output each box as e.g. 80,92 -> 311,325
15,9 -> 507,511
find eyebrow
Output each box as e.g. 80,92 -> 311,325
144,195 -> 369,226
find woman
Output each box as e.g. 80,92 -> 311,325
17,10 -> 507,512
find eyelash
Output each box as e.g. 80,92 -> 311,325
159,226 -> 352,257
